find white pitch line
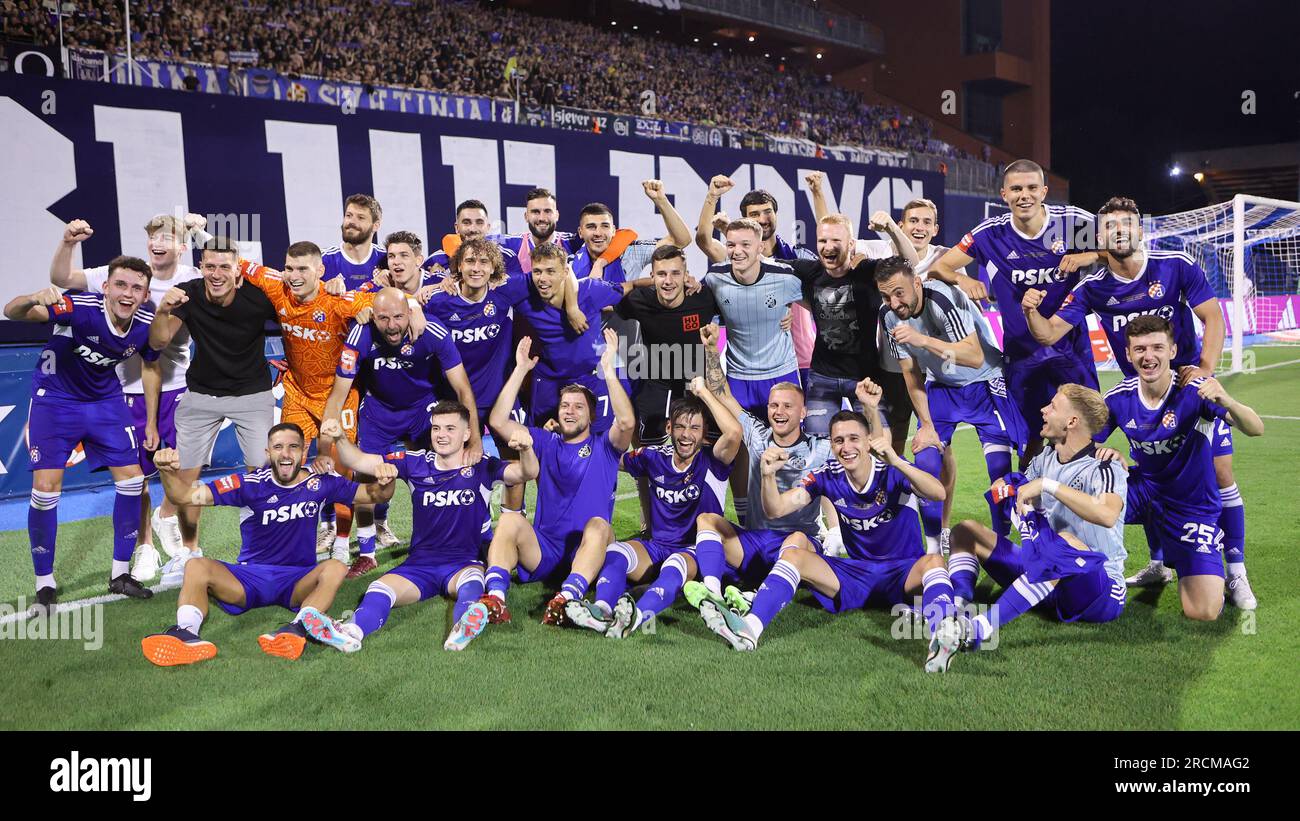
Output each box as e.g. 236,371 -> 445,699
0,585 -> 172,626
1247,357 -> 1300,373
1261,415 -> 1300,421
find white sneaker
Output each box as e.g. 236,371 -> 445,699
376,519 -> 400,549
131,543 -> 161,583
925,616 -> 962,673
152,508 -> 184,559
159,548 -> 196,589
1126,560 -> 1174,587
1227,573 -> 1257,610
316,520 -> 336,559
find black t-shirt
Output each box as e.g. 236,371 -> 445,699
172,278 -> 278,396
615,284 -> 720,390
787,258 -> 884,380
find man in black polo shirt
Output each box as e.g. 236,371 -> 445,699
149,236 -> 279,583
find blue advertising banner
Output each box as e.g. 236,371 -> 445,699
0,72 -> 942,497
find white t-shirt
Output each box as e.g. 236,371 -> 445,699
84,264 -> 202,393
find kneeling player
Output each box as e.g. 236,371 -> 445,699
140,424 -> 396,666
1097,316 -> 1264,620
318,405 -> 537,651
947,384 -> 1130,650
482,330 -> 633,625
699,411 -> 961,673
562,376 -> 742,637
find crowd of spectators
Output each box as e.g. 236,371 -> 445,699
5,0 -> 975,157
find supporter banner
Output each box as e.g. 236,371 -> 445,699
0,343 -> 285,498
0,39 -> 60,77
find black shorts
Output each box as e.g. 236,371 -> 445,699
876,370 -> 913,433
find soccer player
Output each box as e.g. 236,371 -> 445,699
682,332 -> 839,614
1022,197 -> 1253,606
698,217 -> 804,525
947,384 -> 1130,651
5,261 -> 161,612
148,236 -> 280,584
49,215 -> 204,581
481,329 -> 633,626
877,256 -> 1029,538
322,194 -> 386,290
929,159 -> 1099,468
324,287 -> 478,575
237,244 -> 375,553
139,426 -> 396,666
497,187 -> 580,270
1096,316 -> 1263,621
696,176 -> 817,388
708,408 -> 958,672
571,180 -> 693,283
421,198 -> 519,277
317,404 -> 537,651
492,242 -> 627,430
562,375 -> 742,636
423,238 -> 527,511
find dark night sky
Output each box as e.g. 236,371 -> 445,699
1050,0 -> 1299,213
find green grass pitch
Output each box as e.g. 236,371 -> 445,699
2,348 -> 1297,730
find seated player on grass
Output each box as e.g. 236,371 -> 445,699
562,373 -> 743,638
139,423 -> 397,666
317,404 -> 538,651
947,384 -> 1130,652
697,402 -> 964,673
481,329 -> 634,626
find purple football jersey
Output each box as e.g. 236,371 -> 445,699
957,204 -> 1095,365
385,450 -> 508,564
322,244 -> 386,291
423,288 -> 514,407
208,469 -> 358,567
1057,250 -> 1217,378
33,291 -> 160,402
800,458 -> 924,562
622,444 -> 732,549
495,275 -> 624,380
338,320 -> 462,410
530,426 -> 624,547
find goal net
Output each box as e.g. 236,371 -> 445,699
1144,194 -> 1300,373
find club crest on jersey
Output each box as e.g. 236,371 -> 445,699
313,309 -> 327,323
1148,281 -> 1165,299
578,444 -> 592,458
307,476 -> 321,491
1161,411 -> 1177,429
483,302 -> 497,317
401,343 -> 414,356
460,466 -> 474,478
123,345 -> 137,358
765,295 -> 777,308
875,489 -> 887,506
1051,239 -> 1066,255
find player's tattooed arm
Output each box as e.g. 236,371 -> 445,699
868,210 -> 921,269
50,219 -> 92,291
503,428 -> 540,485
149,287 -> 188,350
602,328 -> 637,452
929,245 -> 987,302
1198,377 -> 1265,437
871,435 -> 945,502
443,364 -> 483,465
759,446 -> 810,519
902,360 -> 942,456
153,449 -> 215,507
699,323 -> 745,421
3,287 -> 64,322
490,338 -> 536,442
695,176 -> 731,263
141,359 -> 162,452
1021,287 -> 1072,345
690,376 -> 743,465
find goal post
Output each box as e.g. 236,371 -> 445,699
1144,193 -> 1300,374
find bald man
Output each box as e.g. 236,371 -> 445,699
324,287 -> 478,575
